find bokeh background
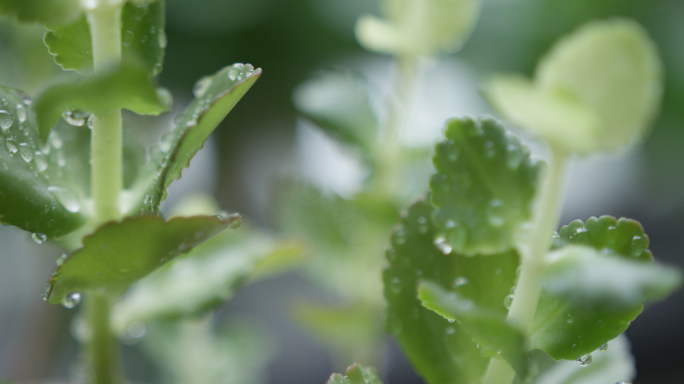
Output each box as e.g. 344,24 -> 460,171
1,0 -> 683,383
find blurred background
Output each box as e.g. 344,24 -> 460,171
1,0 -> 683,383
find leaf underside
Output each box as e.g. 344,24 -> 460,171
430,117 -> 541,255
45,214 -> 240,305
131,63 -> 261,214
0,87 -> 87,238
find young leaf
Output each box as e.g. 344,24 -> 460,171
430,118 -> 542,255
43,214 -> 240,306
111,226 -> 298,330
0,0 -> 81,25
132,63 -> 261,214
0,87 -> 87,238
385,200 -> 519,384
44,1 -> 165,76
529,246 -> 682,361
487,19 -> 662,154
552,216 -> 652,262
355,0 -> 482,56
34,61 -> 170,141
327,363 -> 383,384
418,281 -> 528,378
531,335 -> 635,384
293,69 -> 378,154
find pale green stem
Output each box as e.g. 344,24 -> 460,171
373,55 -> 418,196
481,147 -> 568,384
85,3 -> 124,384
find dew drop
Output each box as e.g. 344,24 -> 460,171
630,235 -> 647,256
577,354 -> 592,367
446,326 -> 455,335
62,110 -> 90,126
484,141 -> 495,158
394,228 -> 407,245
227,65 -> 241,81
47,186 -> 81,213
386,247 -> 397,262
453,276 -> 468,287
417,216 -> 429,234
62,292 -> 82,309
0,110 -> 13,130
598,343 -> 609,352
566,314 -> 573,324
34,152 -> 48,172
504,294 -> 514,310
31,233 -> 47,244
49,133 -> 63,149
158,30 -> 167,48
18,143 -> 32,162
41,283 -> 51,302
16,104 -> 27,123
487,199 -> 505,227
447,144 -> 460,162
5,138 -> 17,154
389,276 -> 402,294
56,253 -> 68,266
434,236 -> 452,255
506,143 -> 523,168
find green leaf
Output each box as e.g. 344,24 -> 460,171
0,87 -> 87,238
529,246 -> 682,361
430,118 -> 542,255
34,61 -> 170,141
132,63 -> 261,214
293,302 -> 383,366
43,214 -> 240,305
552,216 -> 652,262
0,0 -> 81,25
327,364 -> 383,384
385,200 -> 519,384
293,69 -> 378,154
44,1 -> 165,76
418,281 -> 528,378
487,19 -> 662,154
111,225 -> 298,330
355,0 -> 482,56
530,335 -> 635,384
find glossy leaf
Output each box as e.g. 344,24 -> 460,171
0,87 -> 87,238
385,200 -> 519,384
355,0 -> 482,56
0,0 -> 80,25
327,364 -> 383,384
552,216 -> 652,262
487,19 -> 662,154
44,214 -> 240,305
418,281 -> 528,377
44,1 -> 165,76
531,335 -> 635,384
132,63 -> 261,214
293,69 -> 378,153
112,226 -> 299,331
34,61 -> 170,141
530,246 -> 681,361
430,118 -> 541,255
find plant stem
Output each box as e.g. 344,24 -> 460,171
373,55 -> 418,197
86,292 -> 121,384
85,3 -> 124,384
87,2 -> 123,224
481,147 -> 568,384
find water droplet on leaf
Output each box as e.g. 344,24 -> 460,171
453,276 -> 468,287
31,233 -> 47,244
577,354 -> 592,367
598,343 -> 608,352
62,110 -> 90,126
47,186 -> 81,213
504,294 -> 514,310
434,236 -> 452,255
18,143 -> 32,162
0,110 -> 13,130
487,199 -> 505,227
62,292 -> 81,309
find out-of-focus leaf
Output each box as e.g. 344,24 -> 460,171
418,281 -> 528,378
44,214 -> 240,305
355,0 -> 482,56
143,316 -> 275,384
0,87 -> 87,238
530,246 -> 682,361
487,19 -> 662,154
385,200 -> 519,384
327,363 -> 383,384
293,302 -> 383,366
293,69 -> 377,154
131,63 -> 260,214
111,225 -> 299,330
552,216 -> 652,262
0,0 -> 81,25
430,118 -> 542,255
44,1 -> 165,76
34,61 -> 170,141
530,335 -> 635,384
